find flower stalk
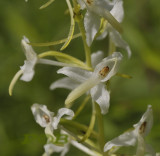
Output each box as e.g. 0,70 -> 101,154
95,102 -> 108,156
72,0 -> 92,68
79,99 -> 96,142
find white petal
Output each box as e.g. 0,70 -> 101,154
20,36 -> 37,81
31,103 -> 54,128
110,0 -> 124,23
91,51 -> 104,68
90,83 -> 110,114
104,130 -> 137,152
109,27 -> 131,58
84,0 -> 113,11
20,59 -> 36,81
52,108 -> 74,129
93,52 -> 123,82
57,67 -> 91,83
21,36 -> 37,61
96,28 -> 108,40
43,143 -> 69,156
65,76 -> 100,105
84,11 -> 101,46
50,77 -> 79,90
134,105 -> 153,137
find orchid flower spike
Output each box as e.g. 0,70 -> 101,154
50,51 -> 123,114
77,0 -> 123,47
31,104 -> 74,141
104,105 -> 155,156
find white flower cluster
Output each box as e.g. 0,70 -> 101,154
10,0 -> 158,155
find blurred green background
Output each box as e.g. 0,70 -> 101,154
0,0 -> 160,155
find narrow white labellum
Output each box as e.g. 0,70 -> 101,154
65,76 -> 100,105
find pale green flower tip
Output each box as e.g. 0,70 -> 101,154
65,98 -> 72,107
9,90 -> 12,96
9,81 -> 14,96
8,69 -> 23,96
39,0 -> 55,10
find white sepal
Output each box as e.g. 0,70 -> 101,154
52,108 -> 74,129
20,36 -> 37,81
90,83 -> 110,114
50,77 -> 79,90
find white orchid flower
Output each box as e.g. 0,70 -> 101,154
9,36 -> 86,96
97,0 -> 131,58
50,51 -> 123,114
104,105 -> 155,156
31,104 -> 74,141
77,0 -> 123,47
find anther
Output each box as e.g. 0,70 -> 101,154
99,66 -> 109,78
86,0 -> 93,5
43,114 -> 50,123
139,121 -> 147,134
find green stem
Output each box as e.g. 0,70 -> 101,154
72,0 -> 92,68
80,99 -> 96,142
60,118 -> 98,139
95,102 -> 108,156
29,33 -> 81,47
60,125 -> 101,154
73,95 -> 90,119
78,20 -> 92,67
109,38 -> 116,55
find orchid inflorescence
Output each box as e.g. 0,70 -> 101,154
9,0 -> 158,156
